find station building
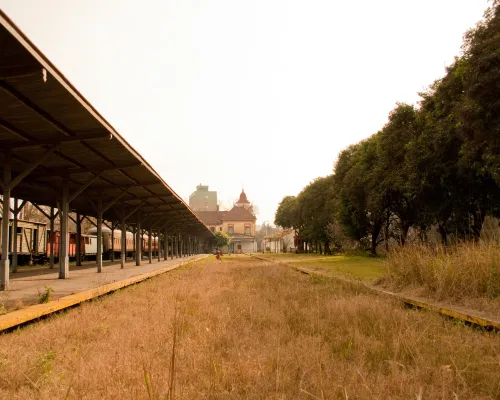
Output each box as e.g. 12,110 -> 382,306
195,190 -> 257,253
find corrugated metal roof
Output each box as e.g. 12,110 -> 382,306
0,11 -> 212,237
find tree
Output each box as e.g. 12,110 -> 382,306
334,138 -> 384,255
374,103 -> 422,245
274,196 -> 299,230
296,176 -> 336,254
213,230 -> 231,249
273,3 -> 500,250
460,3 -> 500,184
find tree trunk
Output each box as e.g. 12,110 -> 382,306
438,224 -> 447,246
370,221 -> 382,256
324,240 -> 332,255
400,223 -> 410,247
384,219 -> 390,253
471,210 -> 485,242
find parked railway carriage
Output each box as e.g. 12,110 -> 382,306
46,231 -> 99,261
88,227 -> 159,259
0,218 -> 48,264
82,234 -> 98,257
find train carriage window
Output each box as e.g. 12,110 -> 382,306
85,237 -> 90,244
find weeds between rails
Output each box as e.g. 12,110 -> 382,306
256,254 -> 500,332
0,257 -> 500,399
0,256 -> 498,399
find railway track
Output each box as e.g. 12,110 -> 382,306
251,255 -> 500,332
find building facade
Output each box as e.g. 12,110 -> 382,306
264,229 -> 296,253
189,184 -> 218,212
195,190 -> 257,253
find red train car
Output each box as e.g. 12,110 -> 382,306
46,231 -> 99,260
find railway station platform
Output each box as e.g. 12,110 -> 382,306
0,254 -> 207,331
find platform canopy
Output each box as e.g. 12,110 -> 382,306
0,11 -> 212,238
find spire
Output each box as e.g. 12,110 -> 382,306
237,189 -> 250,204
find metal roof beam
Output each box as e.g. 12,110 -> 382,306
0,80 -> 76,137
0,64 -> 42,80
83,182 -> 159,192
124,201 -> 147,221
0,131 -> 112,150
28,162 -> 143,179
7,144 -> 59,190
69,172 -> 103,203
102,189 -> 128,214
0,119 -> 34,140
114,193 -> 175,202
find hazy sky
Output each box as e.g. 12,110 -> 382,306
0,0 -> 489,225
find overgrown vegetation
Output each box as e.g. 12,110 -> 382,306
385,243 -> 500,301
38,286 -> 54,304
0,257 -> 499,399
275,3 -> 500,255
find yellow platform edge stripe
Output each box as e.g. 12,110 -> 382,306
0,255 -> 208,332
252,255 -> 500,331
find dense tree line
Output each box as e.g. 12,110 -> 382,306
275,4 -> 500,255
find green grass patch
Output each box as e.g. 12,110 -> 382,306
256,253 -> 329,261
294,255 -> 385,282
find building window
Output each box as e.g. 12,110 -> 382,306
219,227 -> 222,231
245,225 -> 251,235
210,226 -> 215,232
228,225 -> 234,234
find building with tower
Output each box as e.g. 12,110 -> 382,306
194,189 -> 257,253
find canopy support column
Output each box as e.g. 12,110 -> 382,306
11,198 -> 18,273
97,198 -> 103,273
59,177 -> 69,279
76,213 -> 82,266
121,219 -> 126,269
111,224 -> 115,263
49,207 -> 55,269
157,232 -> 161,262
148,226 -> 152,264
136,213 -> 141,266
174,234 -> 178,258
164,227 -> 168,261
0,151 -> 11,290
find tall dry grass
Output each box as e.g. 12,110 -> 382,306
0,256 -> 498,399
385,242 -> 500,300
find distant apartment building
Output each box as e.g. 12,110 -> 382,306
189,184 -> 218,212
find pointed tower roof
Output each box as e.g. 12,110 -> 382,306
237,190 -> 250,204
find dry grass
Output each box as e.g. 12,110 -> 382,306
383,243 -> 500,318
384,243 -> 500,300
0,256 -> 499,399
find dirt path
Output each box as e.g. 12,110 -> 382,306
0,256 -> 498,399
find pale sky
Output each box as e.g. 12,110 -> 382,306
0,0 -> 489,225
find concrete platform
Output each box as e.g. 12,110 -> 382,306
0,254 -> 207,332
